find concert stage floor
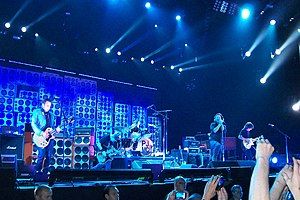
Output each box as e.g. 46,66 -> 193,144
2,166 -> 276,200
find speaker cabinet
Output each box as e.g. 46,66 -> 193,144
0,135 -> 24,160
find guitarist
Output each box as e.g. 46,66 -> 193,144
31,98 -> 61,173
238,122 -> 255,160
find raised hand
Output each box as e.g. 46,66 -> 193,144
217,187 -> 228,200
255,138 -> 274,161
282,158 -> 300,199
202,175 -> 220,200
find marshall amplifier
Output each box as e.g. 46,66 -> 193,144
0,135 -> 24,160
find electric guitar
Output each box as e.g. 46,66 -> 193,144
242,136 -> 261,149
33,117 -> 74,148
95,137 -> 123,163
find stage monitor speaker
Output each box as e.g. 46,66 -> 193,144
0,167 -> 16,190
208,160 -> 255,168
111,157 -> 130,169
142,163 -> 163,180
0,135 -> 24,160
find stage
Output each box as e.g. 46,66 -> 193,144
1,164 -> 279,200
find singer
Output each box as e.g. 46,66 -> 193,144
209,113 -> 226,161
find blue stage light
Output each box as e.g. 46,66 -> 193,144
176,15 -> 181,21
270,19 -> 276,26
21,26 -> 27,33
35,33 -> 39,37
5,22 -> 11,29
245,51 -> 251,57
241,8 -> 250,19
271,157 -> 278,164
145,2 -> 151,9
170,65 -> 175,70
105,48 -> 111,54
260,78 -> 266,84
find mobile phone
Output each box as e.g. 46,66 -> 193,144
216,176 -> 226,191
175,191 -> 186,199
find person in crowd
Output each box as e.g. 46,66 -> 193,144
166,176 -> 189,200
103,185 -> 119,200
209,113 -> 227,161
34,185 -> 53,200
249,137 -> 300,200
229,185 -> 243,200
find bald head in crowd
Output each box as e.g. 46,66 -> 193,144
34,185 -> 52,200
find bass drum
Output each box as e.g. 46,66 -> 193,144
136,138 -> 153,156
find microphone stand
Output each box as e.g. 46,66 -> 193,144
148,106 -> 172,161
270,125 -> 291,163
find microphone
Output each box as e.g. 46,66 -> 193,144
268,123 -> 275,127
147,104 -> 154,109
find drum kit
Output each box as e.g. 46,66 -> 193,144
108,123 -> 159,156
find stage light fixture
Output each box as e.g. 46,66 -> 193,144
34,33 -> 39,37
5,22 -> 11,29
131,57 -> 134,60
154,24 -> 158,28
150,60 -> 154,64
271,157 -> 278,164
297,28 -> 300,33
176,15 -> 181,21
21,26 -> 27,32
292,101 -> 300,111
270,19 -> 276,25
260,77 -> 266,84
162,65 -> 166,69
270,53 -> 275,59
117,51 -> 122,56
241,8 -> 250,19
94,48 -> 98,52
170,65 -> 175,70
185,43 -> 188,47
105,48 -> 111,54
141,57 -> 145,62
145,2 -> 151,9
245,51 -> 251,57
275,49 -> 281,55
179,68 -> 183,72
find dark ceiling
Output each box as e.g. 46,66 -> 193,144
1,0 -> 300,151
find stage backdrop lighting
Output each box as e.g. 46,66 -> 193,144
21,26 -> 27,33
176,15 -> 181,21
292,102 -> 300,111
105,48 -> 111,54
245,51 -> 251,57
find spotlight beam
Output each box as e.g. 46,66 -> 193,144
278,29 -> 300,52
154,50 -> 179,62
26,2 -> 65,28
110,17 -> 144,51
174,58 -> 195,68
121,31 -> 152,53
182,60 -> 230,72
144,40 -> 173,60
10,0 -> 32,23
247,29 -> 268,54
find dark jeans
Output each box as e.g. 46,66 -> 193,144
242,148 -> 255,160
209,140 -> 222,161
35,139 -> 55,173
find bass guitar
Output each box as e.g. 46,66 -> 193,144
33,117 -> 74,148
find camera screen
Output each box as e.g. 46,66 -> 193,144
175,192 -> 186,199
